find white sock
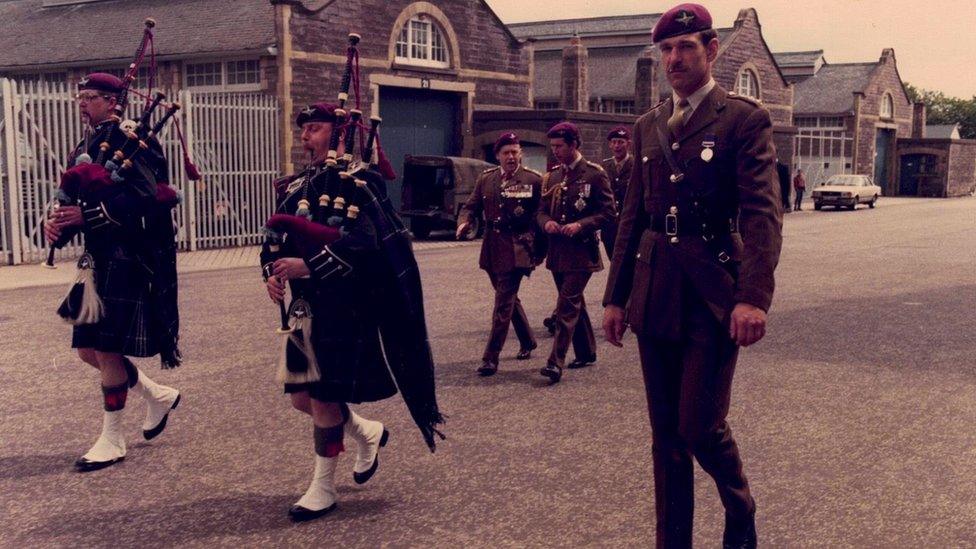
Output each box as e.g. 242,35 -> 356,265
295,454 -> 338,511
82,410 -> 126,462
344,411 -> 384,474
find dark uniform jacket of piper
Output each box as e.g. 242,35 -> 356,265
537,158 -> 616,272
262,166 -> 397,404
66,122 -> 179,362
603,86 -> 783,340
460,165 -> 543,273
601,154 -> 634,215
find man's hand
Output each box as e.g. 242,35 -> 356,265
455,222 -> 470,240
54,205 -> 83,227
544,220 -> 561,235
272,257 -> 311,282
266,275 -> 286,304
729,302 -> 767,347
44,219 -> 62,244
560,222 -> 582,237
603,304 -> 627,347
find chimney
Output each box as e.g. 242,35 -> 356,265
635,46 -> 658,114
912,102 -> 926,138
560,33 -> 589,111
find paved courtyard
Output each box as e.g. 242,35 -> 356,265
0,196 -> 973,547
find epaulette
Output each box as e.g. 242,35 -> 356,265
272,174 -> 294,195
523,167 -> 542,177
586,160 -> 606,173
727,92 -> 762,107
602,157 -> 614,164
482,166 -> 501,174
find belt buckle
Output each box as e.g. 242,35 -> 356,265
665,212 -> 678,236
717,251 -> 730,263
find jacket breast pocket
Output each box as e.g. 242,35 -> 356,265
626,229 -> 656,332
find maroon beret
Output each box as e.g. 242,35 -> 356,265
547,122 -> 581,146
652,3 -> 713,43
296,102 -> 338,128
493,131 -> 520,153
607,126 -> 631,141
78,73 -> 124,95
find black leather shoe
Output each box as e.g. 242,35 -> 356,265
353,428 -> 390,485
477,361 -> 498,376
542,316 -> 556,335
74,456 -> 124,473
539,363 -> 562,383
567,355 -> 596,369
516,343 -> 537,360
722,510 -> 757,549
288,502 -> 337,522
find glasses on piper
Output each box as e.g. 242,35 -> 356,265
74,92 -> 109,102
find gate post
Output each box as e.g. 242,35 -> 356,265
1,78 -> 24,265
182,90 -> 198,251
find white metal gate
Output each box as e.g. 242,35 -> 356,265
0,78 -> 280,264
793,130 -> 854,185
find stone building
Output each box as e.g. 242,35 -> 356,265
774,48 -> 913,194
896,109 -> 976,197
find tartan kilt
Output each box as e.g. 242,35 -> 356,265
282,279 -> 398,404
71,249 -> 159,358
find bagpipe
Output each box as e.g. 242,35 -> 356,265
47,18 -> 200,270
52,19 -> 198,371
262,32 -> 444,450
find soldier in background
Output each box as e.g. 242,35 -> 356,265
537,122 -> 615,383
601,125 -> 634,259
457,132 -> 543,376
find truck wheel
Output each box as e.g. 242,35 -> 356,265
869,195 -> 878,208
411,219 -> 431,239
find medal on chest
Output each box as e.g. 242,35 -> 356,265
700,135 -> 717,163
514,204 -> 525,216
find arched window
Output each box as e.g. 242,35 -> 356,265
735,68 -> 760,100
880,93 -> 894,119
395,15 -> 450,69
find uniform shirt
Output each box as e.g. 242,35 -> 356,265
601,154 -> 634,214
537,154 -> 615,273
459,165 -> 543,273
603,84 -> 783,338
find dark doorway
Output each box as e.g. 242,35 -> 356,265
899,153 -> 939,196
378,87 -> 461,210
874,128 -> 895,190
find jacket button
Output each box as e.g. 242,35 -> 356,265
671,142 -> 680,151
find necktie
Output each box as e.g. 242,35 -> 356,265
668,98 -> 690,136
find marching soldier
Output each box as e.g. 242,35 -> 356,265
602,4 -> 783,547
264,103 -> 396,521
457,132 -> 543,376
44,72 -> 182,472
537,122 -> 615,383
601,125 -> 635,259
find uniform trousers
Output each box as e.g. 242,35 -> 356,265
482,270 -> 536,363
635,282 -> 754,549
547,271 -> 596,368
601,221 -> 618,262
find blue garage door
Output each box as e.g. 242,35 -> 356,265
379,87 -> 460,210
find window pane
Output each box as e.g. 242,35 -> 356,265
396,26 -> 409,58
431,24 -> 446,62
227,59 -> 260,85
186,62 -> 221,87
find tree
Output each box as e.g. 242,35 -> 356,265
905,84 -> 976,139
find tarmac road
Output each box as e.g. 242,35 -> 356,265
0,196 -> 973,547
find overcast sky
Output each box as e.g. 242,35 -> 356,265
486,0 -> 975,99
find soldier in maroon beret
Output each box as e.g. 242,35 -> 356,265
457,131 -> 543,376
263,102 -> 395,521
536,121 -> 615,382
44,71 -> 183,473
600,125 -> 634,259
603,3 -> 783,547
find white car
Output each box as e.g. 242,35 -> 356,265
811,174 -> 882,210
